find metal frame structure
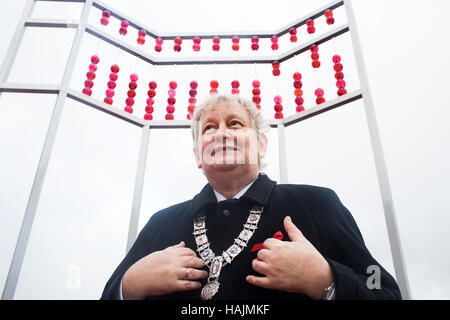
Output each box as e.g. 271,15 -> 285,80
0,0 -> 411,299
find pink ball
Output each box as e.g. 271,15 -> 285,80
252,80 -> 260,88
232,36 -> 240,43
231,88 -> 240,94
109,73 -> 118,81
119,28 -> 127,35
333,55 -> 341,63
168,89 -> 176,97
121,20 -> 129,28
315,88 -> 324,97
274,95 -> 282,104
100,18 -> 109,26
190,81 -> 198,89
156,38 -> 163,45
212,36 -> 220,44
102,10 -> 111,18
84,80 -> 93,88
130,73 -> 138,82
147,97 -> 154,105
138,29 -> 146,37
271,35 -> 278,43
193,37 -> 201,44
106,89 -> 115,97
91,55 -> 100,64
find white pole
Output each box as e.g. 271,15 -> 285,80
344,0 -> 411,299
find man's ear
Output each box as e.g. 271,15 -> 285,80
258,133 -> 268,158
193,146 -> 202,169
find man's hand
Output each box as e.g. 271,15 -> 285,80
122,241 -> 208,300
246,216 -> 333,300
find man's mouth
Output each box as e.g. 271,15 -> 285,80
212,146 -> 238,156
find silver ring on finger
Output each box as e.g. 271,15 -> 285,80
184,267 -> 190,280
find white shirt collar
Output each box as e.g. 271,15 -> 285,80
213,179 -> 256,203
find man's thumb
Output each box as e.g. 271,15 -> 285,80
284,216 -> 304,242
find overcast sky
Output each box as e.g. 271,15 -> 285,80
0,0 -> 449,300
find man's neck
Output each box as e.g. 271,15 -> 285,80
206,169 -> 259,200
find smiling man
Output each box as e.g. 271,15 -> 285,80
101,94 -> 401,300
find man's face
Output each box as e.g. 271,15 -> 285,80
194,102 -> 267,174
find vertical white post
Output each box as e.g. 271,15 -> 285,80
1,0 -> 94,300
0,0 -> 35,99
278,123 -> 288,184
126,124 -> 150,253
344,0 -> 411,299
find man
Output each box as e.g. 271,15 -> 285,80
101,94 -> 401,300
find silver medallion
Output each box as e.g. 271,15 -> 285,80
201,280 -> 220,300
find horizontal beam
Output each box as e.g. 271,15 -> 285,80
91,0 -> 344,40
0,83 -> 60,94
283,89 -> 363,127
25,18 -> 79,28
85,23 -> 348,65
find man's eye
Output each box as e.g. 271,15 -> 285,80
230,120 -> 242,126
203,125 -> 214,133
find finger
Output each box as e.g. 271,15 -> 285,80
251,258 -> 268,275
262,238 -> 280,249
180,268 -> 208,281
284,216 -> 305,242
175,280 -> 202,292
168,241 -> 185,249
256,249 -> 271,262
181,255 -> 205,269
246,275 -> 273,289
174,247 -> 198,257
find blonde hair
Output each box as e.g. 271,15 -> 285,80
191,94 -> 269,170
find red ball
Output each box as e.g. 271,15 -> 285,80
129,82 -> 137,90
100,18 -> 109,26
336,80 -> 346,88
119,27 -> 127,36
166,105 -> 175,113
189,89 -> 197,97
102,10 -> 111,18
188,106 -> 196,113
111,64 -> 120,73
289,27 -> 297,35
274,104 -> 283,112
307,27 -> 316,34
144,113 -> 153,120
338,88 -> 347,96
272,61 -> 280,69
335,72 -> 344,80
231,80 -> 240,88
189,97 -> 197,104
232,36 -> 240,43
121,20 -> 129,28
306,19 -> 314,27
212,36 -> 220,44
210,80 -> 219,89
106,89 -> 115,97
334,63 -> 343,72
193,44 -> 201,52
312,61 -> 321,68
104,97 -> 113,105
145,106 -> 154,113
190,81 -> 198,89
316,97 -> 326,104
272,69 -> 281,76
82,88 -> 92,96
137,37 -> 145,45
252,88 -> 261,95
271,44 -> 279,50
232,44 -> 240,51
155,45 -> 162,52
168,97 -> 176,105
325,9 -> 333,18
107,81 -> 116,89
251,44 -> 259,50
251,36 -> 259,43
327,17 -> 335,25
89,64 -> 97,72
86,71 -> 96,80
295,96 -> 304,105
296,106 -> 305,113
193,37 -> 201,44
290,35 -> 298,42
165,114 -> 174,120
84,80 -> 94,88
138,29 -> 146,37
293,72 -> 302,80
294,80 -> 302,89
274,112 -> 284,119
109,73 -> 118,81
147,89 -> 156,97
174,44 -> 181,52
311,52 -> 320,60
212,44 -> 220,51
174,37 -> 182,44
310,44 -> 319,52
91,55 -> 100,64
332,55 -> 341,63
126,98 -> 134,106
127,90 -> 136,98
252,96 -> 261,104
169,81 -> 177,89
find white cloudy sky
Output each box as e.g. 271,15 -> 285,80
0,0 -> 449,300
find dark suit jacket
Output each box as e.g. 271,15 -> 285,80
101,173 -> 401,300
